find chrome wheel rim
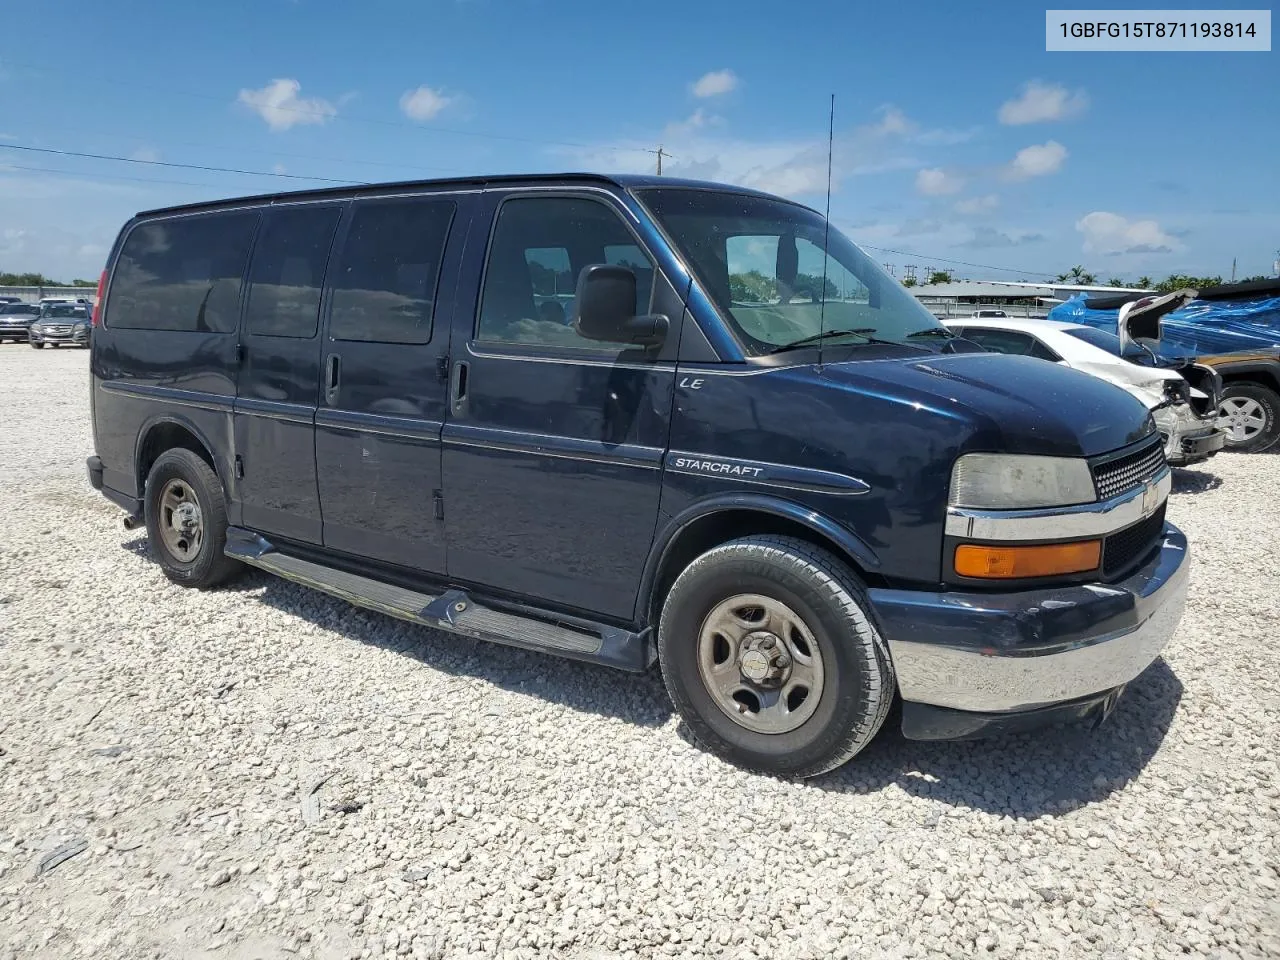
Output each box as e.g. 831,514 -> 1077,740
696,593 -> 825,734
1216,397 -> 1267,443
158,479 -> 204,562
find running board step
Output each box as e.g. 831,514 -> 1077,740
224,528 -> 650,671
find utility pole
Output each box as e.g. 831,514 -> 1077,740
644,145 -> 670,176
1231,257 -> 1237,283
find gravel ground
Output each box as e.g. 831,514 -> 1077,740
1,345 -> 1277,960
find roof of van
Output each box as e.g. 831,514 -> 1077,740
135,173 -> 789,218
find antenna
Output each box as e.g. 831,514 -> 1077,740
818,93 -> 834,371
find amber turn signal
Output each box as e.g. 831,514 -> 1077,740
954,540 -> 1102,579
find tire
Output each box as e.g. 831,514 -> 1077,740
31,341 -> 43,349
143,448 -> 242,588
1216,382 -> 1280,453
657,535 -> 895,779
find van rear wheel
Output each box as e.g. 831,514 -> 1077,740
143,448 -> 241,588
658,536 -> 895,779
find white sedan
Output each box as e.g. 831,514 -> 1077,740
945,317 -> 1227,466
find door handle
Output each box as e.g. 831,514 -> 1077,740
325,354 -> 341,405
450,359 -> 469,416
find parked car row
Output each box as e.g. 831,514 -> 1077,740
0,299 -> 92,348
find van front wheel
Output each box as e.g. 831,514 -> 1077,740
143,448 -> 241,588
658,536 -> 895,779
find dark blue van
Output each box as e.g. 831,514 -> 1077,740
86,175 -> 1188,777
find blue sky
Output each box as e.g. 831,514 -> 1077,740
2,0 -> 1277,282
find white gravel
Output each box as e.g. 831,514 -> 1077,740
1,345 -> 1277,960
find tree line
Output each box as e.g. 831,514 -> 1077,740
0,272 -> 97,287
1052,265 -> 1272,293
900,265 -> 1274,293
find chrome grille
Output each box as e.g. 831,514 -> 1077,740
1092,439 -> 1166,501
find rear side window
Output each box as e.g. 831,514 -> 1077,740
961,328 -> 1037,356
328,197 -> 455,344
245,205 -> 343,338
107,211 -> 259,332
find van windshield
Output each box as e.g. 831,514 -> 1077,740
636,188 -> 945,355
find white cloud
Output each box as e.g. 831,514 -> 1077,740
870,106 -> 912,137
1077,212 -> 1179,255
955,194 -> 1000,214
399,85 -> 455,122
664,107 -> 722,138
554,104 -> 934,200
915,167 -> 963,196
691,69 -> 738,98
1007,140 -> 1067,179
128,147 -> 159,163
963,226 -> 1046,249
237,79 -> 337,131
999,81 -> 1088,125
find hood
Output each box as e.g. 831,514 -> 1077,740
817,352 -> 1155,458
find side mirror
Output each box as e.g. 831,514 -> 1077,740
573,264 -> 668,347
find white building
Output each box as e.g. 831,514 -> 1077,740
910,280 -> 1151,319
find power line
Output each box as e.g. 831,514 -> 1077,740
856,243 -> 1054,278
0,143 -> 361,184
0,162 -> 224,189
13,124 -> 480,177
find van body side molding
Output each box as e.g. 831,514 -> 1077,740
223,528 -> 652,672
664,451 -> 871,496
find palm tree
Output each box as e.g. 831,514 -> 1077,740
1136,276 -> 1153,289
1055,265 -> 1098,284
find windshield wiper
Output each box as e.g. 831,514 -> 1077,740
903,327 -> 955,339
770,328 -> 902,353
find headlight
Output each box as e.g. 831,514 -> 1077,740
949,454 -> 1096,509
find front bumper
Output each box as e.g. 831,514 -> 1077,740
29,326 -> 88,345
868,525 -> 1189,733
0,324 -> 32,338
1155,405 -> 1225,465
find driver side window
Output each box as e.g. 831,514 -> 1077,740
476,196 -> 655,350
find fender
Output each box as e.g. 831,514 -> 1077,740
133,411 -> 230,492
635,492 -> 883,624
1200,357 -> 1280,391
